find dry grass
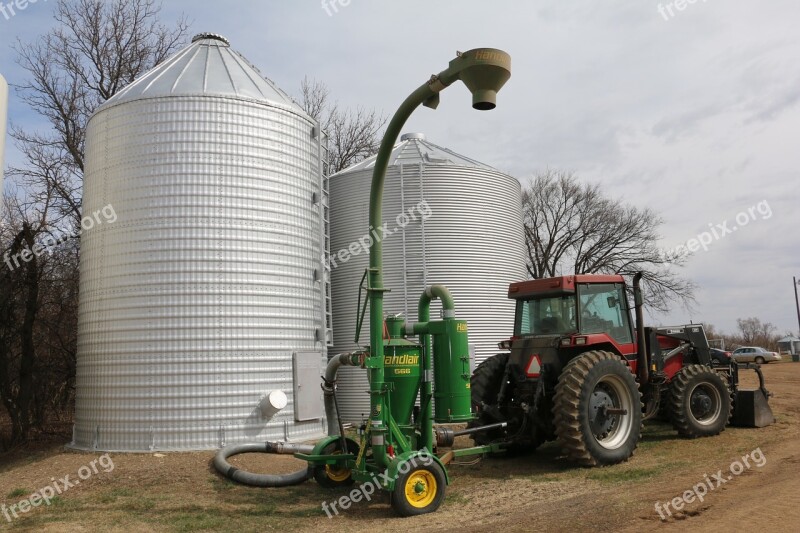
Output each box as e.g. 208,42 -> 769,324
0,363 -> 798,532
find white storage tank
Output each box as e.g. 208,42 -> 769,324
73,33 -> 331,451
329,133 -> 527,424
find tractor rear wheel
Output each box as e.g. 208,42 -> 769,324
668,365 -> 732,438
553,351 -> 642,466
468,353 -> 510,446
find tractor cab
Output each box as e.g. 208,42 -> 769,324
511,275 -> 635,346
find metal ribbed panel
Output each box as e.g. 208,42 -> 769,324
329,135 -> 527,424
73,36 -> 328,451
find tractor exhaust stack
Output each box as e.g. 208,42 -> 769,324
633,272 -> 649,385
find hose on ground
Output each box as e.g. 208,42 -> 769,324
213,441 -> 315,487
215,353 -> 364,487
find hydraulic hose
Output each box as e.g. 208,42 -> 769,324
213,441 -> 314,487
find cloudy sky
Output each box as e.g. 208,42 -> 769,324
1,0 -> 798,336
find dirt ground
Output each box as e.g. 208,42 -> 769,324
1,363 -> 798,532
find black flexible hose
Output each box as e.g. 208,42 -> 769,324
213,442 -> 314,487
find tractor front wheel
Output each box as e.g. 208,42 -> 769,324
668,365 -> 732,438
390,458 -> 446,516
553,351 -> 642,466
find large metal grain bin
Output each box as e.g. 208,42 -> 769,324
73,34 -> 331,451
329,133 -> 527,423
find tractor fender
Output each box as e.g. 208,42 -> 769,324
385,450 -> 450,490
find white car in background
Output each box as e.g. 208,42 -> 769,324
731,346 -> 782,364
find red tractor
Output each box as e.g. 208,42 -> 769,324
469,273 -> 773,466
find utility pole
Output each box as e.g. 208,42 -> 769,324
794,276 -> 800,336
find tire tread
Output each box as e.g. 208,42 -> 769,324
553,350 -> 643,467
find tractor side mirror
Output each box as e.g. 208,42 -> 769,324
607,296 -> 618,308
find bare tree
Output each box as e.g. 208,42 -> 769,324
1,0 -> 188,447
0,188 -> 52,445
736,317 -> 778,348
9,0 -> 189,229
299,76 -> 386,174
522,170 -> 695,312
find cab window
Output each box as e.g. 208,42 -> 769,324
577,283 -> 632,344
516,295 -> 577,336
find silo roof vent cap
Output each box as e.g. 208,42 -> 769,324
401,133 -> 426,141
191,33 -> 230,46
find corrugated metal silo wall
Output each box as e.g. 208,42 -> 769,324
75,96 -> 328,451
329,163 -> 527,424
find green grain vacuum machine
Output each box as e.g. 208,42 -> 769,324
215,47 -> 514,516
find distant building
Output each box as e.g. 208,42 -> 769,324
777,335 -> 800,355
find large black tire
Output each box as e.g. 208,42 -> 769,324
668,365 -> 732,438
553,351 -> 642,467
468,353 -> 510,446
390,457 -> 447,517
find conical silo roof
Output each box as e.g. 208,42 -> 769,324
336,132 -> 497,173
95,33 -> 309,117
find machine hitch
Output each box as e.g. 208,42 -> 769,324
434,422 -> 508,448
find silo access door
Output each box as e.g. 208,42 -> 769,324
293,352 -> 325,421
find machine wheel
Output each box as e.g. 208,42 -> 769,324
390,457 -> 446,516
553,351 -> 642,467
313,438 -> 359,488
468,353 -> 510,446
668,365 -> 732,438
755,356 -> 766,365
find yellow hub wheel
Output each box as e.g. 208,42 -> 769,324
313,438 -> 358,488
391,460 -> 446,516
403,469 -> 438,508
324,455 -> 351,483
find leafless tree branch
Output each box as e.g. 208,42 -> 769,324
522,170 -> 696,313
9,0 -> 189,227
299,76 -> 386,174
